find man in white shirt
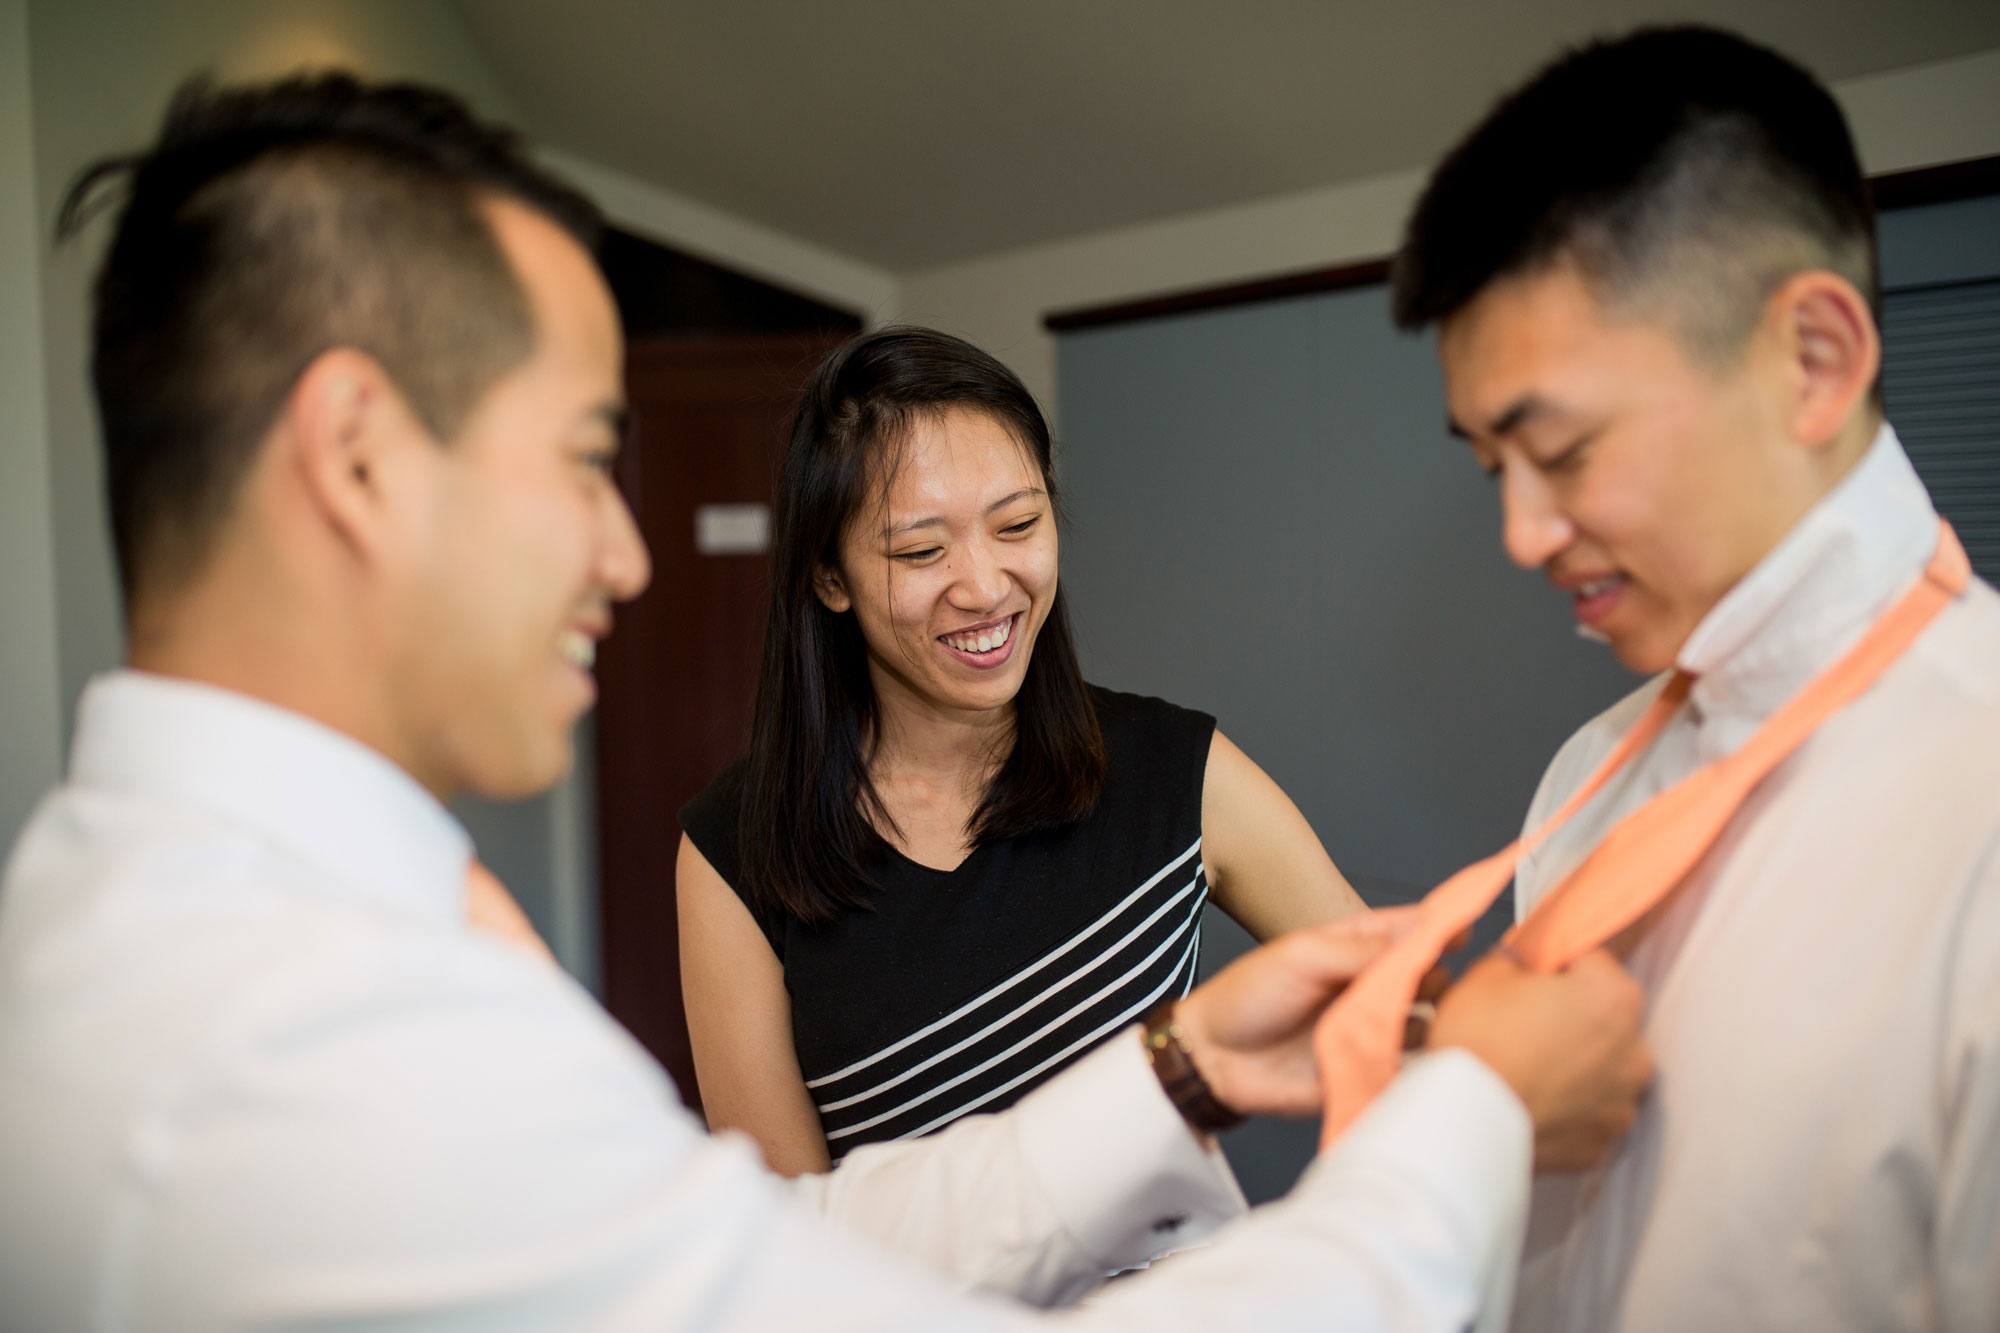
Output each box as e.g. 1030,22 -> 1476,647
1390,26 -> 2000,1331
0,73 -> 1652,1330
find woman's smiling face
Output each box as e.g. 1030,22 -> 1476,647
818,406 -> 1058,722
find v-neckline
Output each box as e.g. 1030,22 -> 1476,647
880,836 -> 988,878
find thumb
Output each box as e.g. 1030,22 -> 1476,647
1285,905 -> 1423,976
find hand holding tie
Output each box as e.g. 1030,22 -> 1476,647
1169,907 -> 1423,1120
1428,948 -> 1655,1170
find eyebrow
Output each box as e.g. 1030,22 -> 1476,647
1446,394 -> 1554,442
881,486 -> 1047,539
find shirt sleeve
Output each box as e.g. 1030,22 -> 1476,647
791,1028 -> 1248,1306
1055,1048 -> 1531,1333
801,1034 -> 1531,1330
136,929 -> 1529,1332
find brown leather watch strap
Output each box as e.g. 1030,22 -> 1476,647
1141,1000 -> 1245,1135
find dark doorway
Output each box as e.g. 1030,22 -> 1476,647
595,227 -> 860,1106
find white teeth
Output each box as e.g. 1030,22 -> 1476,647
1576,578 -> 1620,599
946,616 -> 1012,655
560,631 -> 596,671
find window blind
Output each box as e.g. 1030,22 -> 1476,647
1882,276 -> 2000,584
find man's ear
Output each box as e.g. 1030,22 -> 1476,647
1765,270 -> 1880,449
813,564 -> 852,613
280,348 -> 428,561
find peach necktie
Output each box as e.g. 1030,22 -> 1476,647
1315,520 -> 1970,1145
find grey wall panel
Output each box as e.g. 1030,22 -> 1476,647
1056,284 -> 1636,902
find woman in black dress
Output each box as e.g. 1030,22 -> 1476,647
678,327 -> 1366,1174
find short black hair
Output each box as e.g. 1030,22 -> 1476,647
1392,26 -> 1875,357
57,72 -> 602,604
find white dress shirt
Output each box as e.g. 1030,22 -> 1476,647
1509,425 -> 2000,1332
0,670 -> 1532,1331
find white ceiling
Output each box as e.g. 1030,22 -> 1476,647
449,1 -> 2000,270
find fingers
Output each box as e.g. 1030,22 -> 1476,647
1564,944 -> 1635,983
1560,948 -> 1649,1040
1172,907 -> 1429,1121
1430,947 -> 1653,1171
1308,903 -> 1424,943
1183,910 -> 1410,1044
1526,950 -> 1651,1170
1271,905 -> 1424,983
1534,1028 -> 1656,1170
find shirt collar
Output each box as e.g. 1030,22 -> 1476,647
68,670 -> 472,927
1673,422 -> 1940,746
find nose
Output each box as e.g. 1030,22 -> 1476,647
1499,461 -> 1575,571
948,535 -> 1009,611
599,487 -> 652,601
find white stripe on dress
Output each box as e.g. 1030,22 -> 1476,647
891,923 -> 1205,1141
815,873 -> 1208,1114
805,838 -> 1203,1090
823,891 -> 1206,1141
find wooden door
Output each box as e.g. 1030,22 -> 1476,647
596,332 -> 851,1108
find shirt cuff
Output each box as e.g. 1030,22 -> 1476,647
1010,1026 -> 1248,1273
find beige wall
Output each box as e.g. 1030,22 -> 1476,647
0,0 -> 64,848
899,45 -> 2000,421
546,148 -> 899,324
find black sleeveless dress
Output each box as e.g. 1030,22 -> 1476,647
680,686 -> 1215,1162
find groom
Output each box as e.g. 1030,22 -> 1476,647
1393,25 -> 2000,1333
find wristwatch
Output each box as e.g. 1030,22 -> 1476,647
1141,1000 -> 1245,1135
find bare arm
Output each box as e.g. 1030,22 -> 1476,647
1200,729 -> 1367,940
676,833 -> 832,1176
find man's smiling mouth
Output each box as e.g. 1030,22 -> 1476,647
559,629 -> 597,671
1567,574 -> 1628,627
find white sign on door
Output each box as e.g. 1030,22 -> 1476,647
694,503 -> 771,556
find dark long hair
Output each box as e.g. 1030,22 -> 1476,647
739,327 -> 1106,925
